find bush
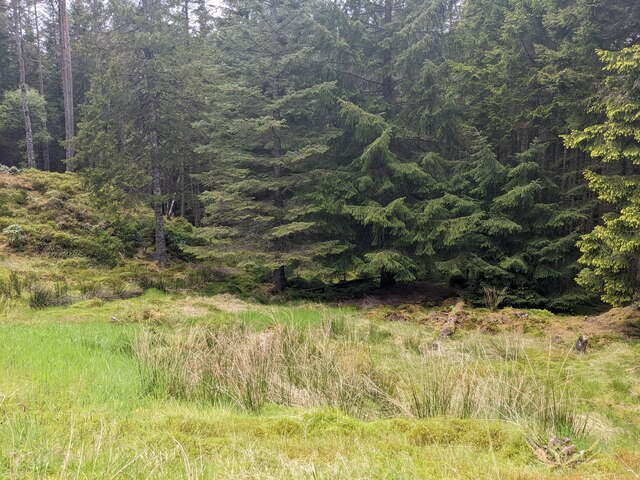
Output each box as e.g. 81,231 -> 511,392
0,164 -> 19,175
108,214 -> 154,257
2,224 -> 26,248
483,286 -> 508,312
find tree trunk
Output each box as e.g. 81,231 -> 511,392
380,268 -> 396,288
179,162 -> 186,217
33,0 -> 50,170
633,259 -> 640,311
178,0 -> 189,218
151,137 -> 167,264
183,0 -> 189,34
58,0 -> 74,167
273,266 -> 286,293
381,0 -> 394,101
140,0 -> 167,264
11,0 -> 36,169
146,64 -> 167,264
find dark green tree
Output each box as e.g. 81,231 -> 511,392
195,0 -> 342,291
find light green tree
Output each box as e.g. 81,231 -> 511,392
565,45 -> 640,307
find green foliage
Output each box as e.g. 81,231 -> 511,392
0,88 -> 50,163
566,46 -> 640,307
2,224 -> 25,248
195,0 -> 343,288
1,0 -> 637,310
0,164 -> 19,175
484,286 -> 508,312
165,217 -> 207,260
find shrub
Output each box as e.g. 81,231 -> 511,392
2,224 -> 26,248
0,164 -> 19,175
165,217 -> 207,260
483,286 -> 508,312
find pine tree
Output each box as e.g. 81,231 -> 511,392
316,100 -> 445,287
58,0 -> 73,166
565,45 -> 640,307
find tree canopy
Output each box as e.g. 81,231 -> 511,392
1,0 -> 639,308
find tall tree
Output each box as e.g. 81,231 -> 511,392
58,0 -> 73,166
196,0 -> 341,292
10,0 -> 36,168
74,0 -> 206,263
565,45 -> 640,307
32,0 -> 50,169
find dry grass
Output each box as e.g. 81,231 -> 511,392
135,321 -> 392,417
191,294 -> 251,313
134,320 -> 590,437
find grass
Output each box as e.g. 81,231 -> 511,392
0,288 -> 639,478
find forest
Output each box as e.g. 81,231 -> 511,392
1,0 -> 639,310
1,0 -> 640,478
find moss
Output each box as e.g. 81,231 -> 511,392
258,417 -> 305,437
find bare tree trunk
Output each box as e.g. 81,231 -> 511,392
273,266 -> 286,293
150,112 -> 167,264
144,56 -> 167,264
58,0 -> 74,168
11,0 -> 36,169
270,0 -> 286,292
33,0 -> 50,170
381,0 -> 394,100
179,165 -> 186,217
183,0 -> 189,34
179,0 -> 188,218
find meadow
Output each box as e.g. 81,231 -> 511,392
1,281 -> 640,478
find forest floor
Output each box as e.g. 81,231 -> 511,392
1,263 -> 640,478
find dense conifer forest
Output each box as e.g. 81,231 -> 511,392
2,0 -> 640,311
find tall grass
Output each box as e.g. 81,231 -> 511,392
28,282 -> 71,309
401,353 -> 587,437
134,322 -> 393,417
134,321 -> 589,436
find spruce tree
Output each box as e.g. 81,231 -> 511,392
195,0 -> 341,291
316,100 -> 444,287
565,46 -> 640,307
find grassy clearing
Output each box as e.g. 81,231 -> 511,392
0,291 -> 639,478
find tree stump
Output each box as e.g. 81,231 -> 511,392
575,335 -> 589,353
